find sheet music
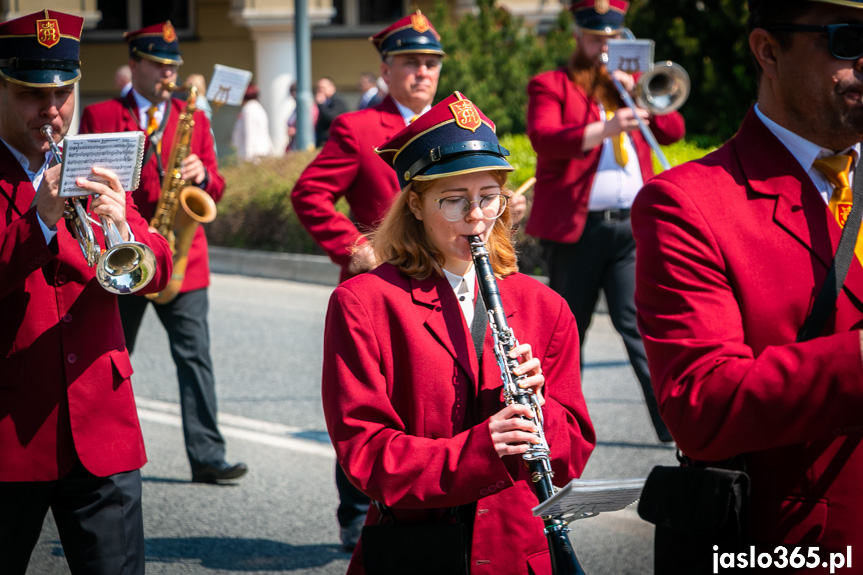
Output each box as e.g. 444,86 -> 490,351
207,64 -> 253,106
532,478 -> 645,521
606,39 -> 655,74
58,132 -> 145,197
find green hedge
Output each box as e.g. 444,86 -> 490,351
207,137 -> 716,274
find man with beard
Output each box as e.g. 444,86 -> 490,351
633,0 -> 863,563
525,0 -> 684,443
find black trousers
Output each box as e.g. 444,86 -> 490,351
0,461 -> 144,575
543,212 -> 671,442
336,463 -> 370,527
119,288 -> 227,471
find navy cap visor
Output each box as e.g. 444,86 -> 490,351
0,67 -> 80,86
412,152 -> 514,182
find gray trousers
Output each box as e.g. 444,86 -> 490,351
119,288 -> 227,470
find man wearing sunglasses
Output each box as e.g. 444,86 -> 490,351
632,0 -> 863,568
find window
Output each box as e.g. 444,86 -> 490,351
319,0 -> 406,37
86,0 -> 194,41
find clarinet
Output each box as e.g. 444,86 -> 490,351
468,235 -> 586,575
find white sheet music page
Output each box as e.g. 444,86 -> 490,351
58,131 -> 145,197
531,478 -> 646,520
207,64 -> 253,107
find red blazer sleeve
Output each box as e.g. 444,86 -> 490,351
527,71 -> 592,161
192,110 -> 225,203
291,115 -> 365,269
632,172 -> 863,462
521,292 -> 596,485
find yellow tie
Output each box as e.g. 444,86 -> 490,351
145,105 -> 161,154
813,154 -> 863,265
606,110 -> 628,167
409,114 -> 420,124
146,105 -> 158,135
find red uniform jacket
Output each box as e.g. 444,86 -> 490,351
526,68 -> 685,243
79,92 -> 225,293
632,108 -> 863,554
291,96 -> 403,283
0,144 -> 173,481
322,264 -> 595,575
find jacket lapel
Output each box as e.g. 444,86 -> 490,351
411,274 -> 476,383
378,96 -> 405,132
734,109 -> 863,304
0,143 -> 40,218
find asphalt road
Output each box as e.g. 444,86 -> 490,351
29,272 -> 678,575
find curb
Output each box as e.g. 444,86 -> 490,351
208,246 -> 608,313
209,245 -> 552,288
209,246 -> 341,286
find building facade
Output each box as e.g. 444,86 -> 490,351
0,0 -> 565,156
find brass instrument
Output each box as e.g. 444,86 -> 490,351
602,30 -> 690,171
146,82 -> 218,304
40,125 -> 156,294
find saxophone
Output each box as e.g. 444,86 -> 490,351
146,84 -> 218,304
468,235 -> 586,575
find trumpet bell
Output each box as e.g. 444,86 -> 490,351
96,241 -> 157,295
636,61 -> 690,116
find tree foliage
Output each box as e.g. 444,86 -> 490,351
432,0 -> 574,135
628,0 -> 752,144
431,0 -> 753,144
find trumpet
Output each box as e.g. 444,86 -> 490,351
602,30 -> 690,171
41,125 -> 157,294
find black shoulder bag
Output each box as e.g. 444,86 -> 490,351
637,161 -> 863,574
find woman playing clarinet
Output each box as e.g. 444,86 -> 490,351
321,91 -> 595,575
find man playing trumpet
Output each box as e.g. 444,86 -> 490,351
0,10 -> 173,574
525,0 -> 685,443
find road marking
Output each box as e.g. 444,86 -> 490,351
136,397 -> 336,459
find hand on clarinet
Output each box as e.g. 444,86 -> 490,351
489,342 -> 546,459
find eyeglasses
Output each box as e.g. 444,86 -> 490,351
434,193 -> 507,222
766,23 -> 863,60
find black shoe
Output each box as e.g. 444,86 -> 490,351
192,461 -> 248,484
339,517 -> 364,552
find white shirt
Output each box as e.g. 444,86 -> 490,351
588,103 -> 644,211
443,266 -> 478,326
393,98 -> 432,126
132,89 -> 167,132
755,103 -> 860,203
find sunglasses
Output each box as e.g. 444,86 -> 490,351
765,23 -> 863,60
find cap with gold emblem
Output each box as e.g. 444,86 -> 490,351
369,10 -> 445,60
376,92 -> 513,189
125,21 -> 183,65
0,9 -> 83,87
571,0 -> 630,35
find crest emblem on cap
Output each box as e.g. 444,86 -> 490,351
595,0 -> 611,14
449,99 -> 482,133
163,22 -> 176,43
411,12 -> 430,33
36,18 -> 60,49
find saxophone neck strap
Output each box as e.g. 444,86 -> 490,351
126,98 -> 172,176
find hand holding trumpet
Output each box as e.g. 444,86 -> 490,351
35,158 -> 132,242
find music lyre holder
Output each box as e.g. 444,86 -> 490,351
532,478 -> 646,521
210,85 -> 232,114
